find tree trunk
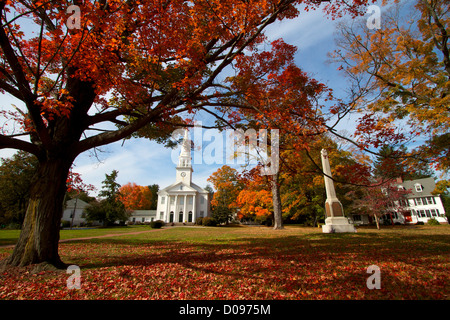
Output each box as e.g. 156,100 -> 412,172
270,173 -> 284,230
3,157 -> 72,268
375,215 -> 380,230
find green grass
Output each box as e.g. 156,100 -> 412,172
0,224 -> 449,300
0,225 -> 151,246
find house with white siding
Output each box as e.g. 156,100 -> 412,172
351,177 -> 447,225
396,177 -> 447,224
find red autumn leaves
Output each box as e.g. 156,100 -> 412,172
1,226 -> 448,300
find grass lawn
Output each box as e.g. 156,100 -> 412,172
0,224 -> 449,300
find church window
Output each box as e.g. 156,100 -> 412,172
160,211 -> 164,219
161,197 -> 165,204
200,211 -> 204,217
170,197 -> 175,205
179,197 -> 184,205
188,196 -> 193,205
200,196 -> 204,204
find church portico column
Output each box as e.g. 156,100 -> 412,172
165,194 -> 169,222
183,195 -> 187,222
175,195 -> 178,222
192,194 -> 196,222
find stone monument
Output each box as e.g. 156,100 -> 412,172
321,149 -> 356,233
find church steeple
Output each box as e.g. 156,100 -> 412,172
176,129 -> 193,184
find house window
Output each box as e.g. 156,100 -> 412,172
418,210 -> 426,218
426,197 -> 435,205
415,184 -> 423,192
142,217 -> 145,222
400,200 -> 408,207
353,215 -> 361,222
132,217 -> 136,222
430,209 -> 438,217
416,198 -> 423,206
161,197 -> 165,204
200,211 -> 204,217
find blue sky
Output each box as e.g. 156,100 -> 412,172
0,1 -> 386,195
73,4 -> 363,195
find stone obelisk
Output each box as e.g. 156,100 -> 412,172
321,149 -> 356,233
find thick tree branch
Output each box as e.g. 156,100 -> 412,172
0,134 -> 39,155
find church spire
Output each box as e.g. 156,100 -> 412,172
176,129 -> 193,184
179,129 -> 191,160
177,129 -> 192,168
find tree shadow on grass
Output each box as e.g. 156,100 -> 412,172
60,230 -> 450,272
25,229 -> 442,299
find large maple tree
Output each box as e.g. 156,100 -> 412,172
331,0 -> 449,172
0,0 -> 373,268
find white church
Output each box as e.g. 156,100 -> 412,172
156,130 -> 211,224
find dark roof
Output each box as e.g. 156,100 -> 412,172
399,177 -> 436,197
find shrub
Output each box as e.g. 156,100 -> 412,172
61,220 -> 71,229
415,221 -> 424,225
202,217 -> 217,226
195,217 -> 203,225
427,218 -> 440,226
150,220 -> 165,229
3,222 -> 22,230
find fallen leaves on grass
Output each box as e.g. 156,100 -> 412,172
0,228 -> 449,300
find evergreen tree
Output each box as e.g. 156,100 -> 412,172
0,151 -> 38,227
85,170 -> 128,226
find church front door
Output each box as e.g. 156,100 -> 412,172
179,212 -> 183,223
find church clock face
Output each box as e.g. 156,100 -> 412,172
181,172 -> 186,177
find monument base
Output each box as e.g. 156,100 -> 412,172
322,217 -> 356,233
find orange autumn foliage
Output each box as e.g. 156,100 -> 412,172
118,183 -> 153,211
